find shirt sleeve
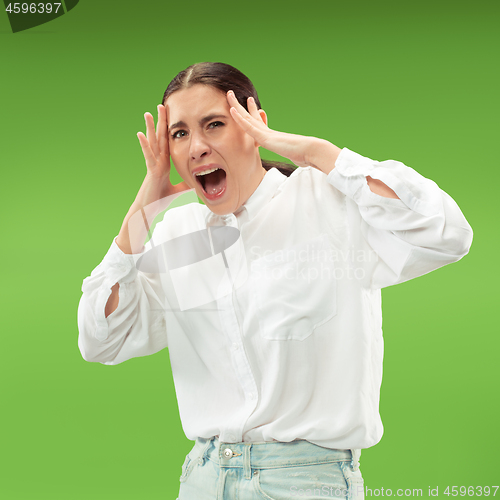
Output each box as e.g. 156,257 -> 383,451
326,147 -> 473,289
77,236 -> 168,365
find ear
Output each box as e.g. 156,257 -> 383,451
259,108 -> 267,126
255,108 -> 268,148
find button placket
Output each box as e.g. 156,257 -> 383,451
219,290 -> 259,442
211,211 -> 258,443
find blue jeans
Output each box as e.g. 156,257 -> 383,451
177,436 -> 364,500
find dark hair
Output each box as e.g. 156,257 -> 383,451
162,62 -> 298,177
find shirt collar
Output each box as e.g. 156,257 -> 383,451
204,167 -> 286,226
234,167 -> 286,221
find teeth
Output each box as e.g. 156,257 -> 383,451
195,167 -> 220,176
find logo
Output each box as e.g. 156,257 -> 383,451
4,0 -> 79,33
128,190 -> 248,312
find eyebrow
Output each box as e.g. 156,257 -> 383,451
169,113 -> 228,131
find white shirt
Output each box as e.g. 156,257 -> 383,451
77,147 -> 473,449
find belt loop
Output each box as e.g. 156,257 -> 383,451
199,436 -> 214,464
243,444 -> 252,479
350,448 -> 361,471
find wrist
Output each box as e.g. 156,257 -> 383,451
305,138 -> 342,175
144,172 -> 173,194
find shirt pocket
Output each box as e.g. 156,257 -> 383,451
249,233 -> 337,341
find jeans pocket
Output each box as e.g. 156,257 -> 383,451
340,461 -> 365,500
253,463 -> 348,500
250,233 -> 337,341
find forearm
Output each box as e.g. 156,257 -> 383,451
324,147 -> 473,288
78,270 -> 168,364
105,282 -> 120,318
305,138 -> 399,199
111,176 -> 187,317
116,174 -> 187,255
305,137 -> 342,175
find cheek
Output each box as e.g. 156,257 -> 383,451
169,140 -> 180,159
223,130 -> 255,160
169,144 -> 187,168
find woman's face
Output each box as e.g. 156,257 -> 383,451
165,84 -> 267,215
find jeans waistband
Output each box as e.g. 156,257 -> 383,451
192,436 -> 361,472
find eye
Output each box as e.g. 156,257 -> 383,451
208,121 -> 224,129
171,129 -> 187,139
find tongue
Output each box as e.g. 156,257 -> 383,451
204,169 -> 226,195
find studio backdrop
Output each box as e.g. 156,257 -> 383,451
1,1 -> 498,499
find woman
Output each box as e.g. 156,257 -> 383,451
78,62 -> 473,499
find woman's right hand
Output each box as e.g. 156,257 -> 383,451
116,105 -> 190,255
137,105 -> 190,200
137,105 -> 171,182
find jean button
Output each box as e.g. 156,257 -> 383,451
223,448 -> 233,459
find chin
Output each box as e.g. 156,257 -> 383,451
206,202 -> 234,216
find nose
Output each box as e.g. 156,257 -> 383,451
189,131 -> 211,161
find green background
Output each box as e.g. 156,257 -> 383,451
1,0 -> 498,498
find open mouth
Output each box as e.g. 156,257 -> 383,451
195,167 -> 227,200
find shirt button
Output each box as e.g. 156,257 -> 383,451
248,393 -> 255,400
223,448 -> 233,459
232,343 -> 239,350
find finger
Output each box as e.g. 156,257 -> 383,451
137,132 -> 157,170
145,113 -> 160,158
247,96 -> 262,121
229,106 -> 268,147
228,91 -> 265,128
226,90 -> 249,116
227,91 -> 258,128
157,105 -> 168,157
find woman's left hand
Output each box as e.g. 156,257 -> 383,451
227,90 -> 316,169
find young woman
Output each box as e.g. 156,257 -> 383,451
78,62 -> 473,500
